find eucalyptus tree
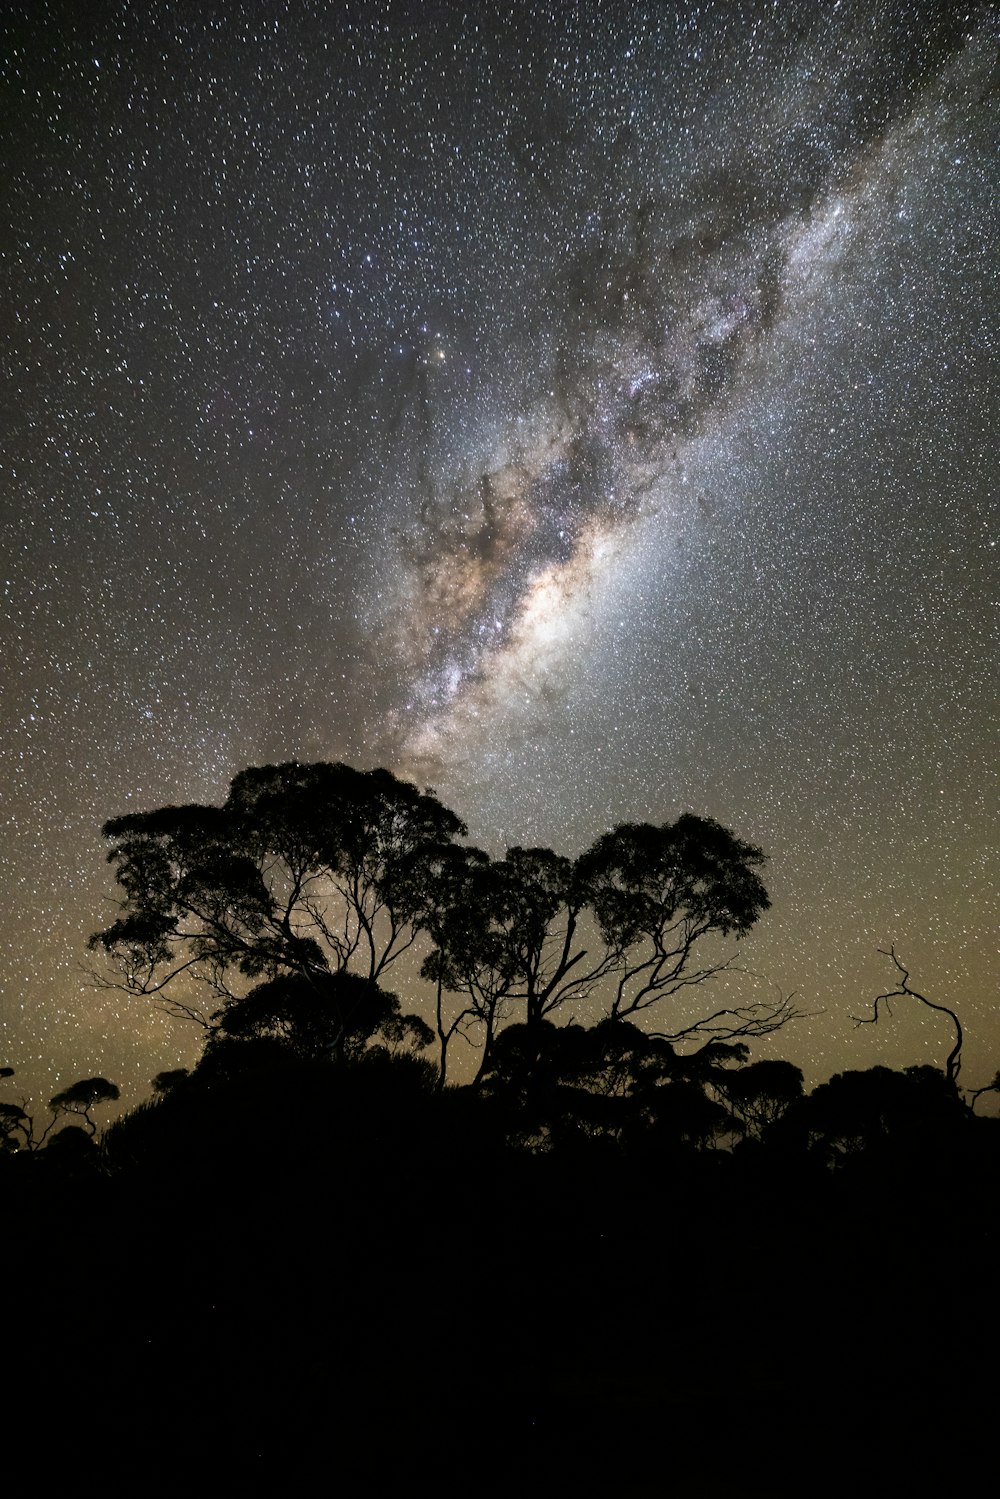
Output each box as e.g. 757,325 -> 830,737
713,1058 -> 805,1141
425,813 -> 790,1080
579,814 -> 793,1044
92,763 -> 793,1084
420,844 -> 619,1083
48,1077 -> 120,1137
413,842 -> 500,1086
202,971 -> 434,1064
90,761 -> 466,1024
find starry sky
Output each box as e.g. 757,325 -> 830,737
2,0 -> 998,1113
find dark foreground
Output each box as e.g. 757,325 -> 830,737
6,1061 -> 998,1495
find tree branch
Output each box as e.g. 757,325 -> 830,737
650,988 -> 807,1049
853,947 -> 963,1086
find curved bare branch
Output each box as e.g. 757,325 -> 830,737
852,947 -> 963,1087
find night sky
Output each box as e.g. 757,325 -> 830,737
2,0 -> 997,1113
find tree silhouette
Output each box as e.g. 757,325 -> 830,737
580,815 -> 777,1032
152,1068 -> 190,1095
713,1058 -> 804,1141
412,842 -> 499,1086
966,1070 -> 1000,1114
90,761 -> 465,1020
853,949 -> 1000,1114
48,1077 -> 120,1137
421,845 -> 616,1082
475,1017 -> 763,1154
0,1100 -> 31,1152
780,1063 -> 965,1162
425,814 -> 789,1074
0,1066 -> 29,1154
203,971 -> 433,1063
90,763 -> 796,1080
853,947 -> 964,1086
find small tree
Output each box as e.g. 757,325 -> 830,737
714,1058 -> 804,1141
203,972 -> 433,1064
967,1070 -> 1000,1114
48,1077 -> 120,1137
152,1069 -> 190,1095
0,1068 -> 35,1152
0,1100 -> 31,1153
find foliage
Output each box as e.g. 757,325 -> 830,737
778,1064 -> 966,1161
420,812 -> 788,1077
713,1058 -> 804,1141
204,971 -> 434,1062
152,1068 -> 190,1094
90,762 -> 791,1080
580,814 -> 771,1020
49,1077 -> 120,1136
90,761 -> 466,1019
0,1099 -> 31,1152
476,1018 -> 748,1152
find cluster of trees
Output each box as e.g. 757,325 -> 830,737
4,759 -> 995,1164
4,762 -> 998,1489
86,759 -> 793,1087
0,1068 -> 119,1154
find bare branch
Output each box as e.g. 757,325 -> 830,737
651,988 -> 808,1050
965,1071 -> 1000,1114
853,947 -> 963,1086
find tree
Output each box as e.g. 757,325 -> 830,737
0,1100 -> 31,1153
91,764 -> 794,1082
484,847 -> 602,1027
580,815 -> 778,1036
425,815 -> 788,1081
475,1019 -> 671,1149
0,1067 -> 30,1154
202,971 -> 433,1064
474,1018 -> 773,1155
90,761 -> 466,1021
413,842 -> 500,1087
967,1070 -> 1000,1114
713,1058 -> 804,1142
853,947 -> 964,1086
48,1077 -> 120,1137
420,844 -> 616,1084
152,1069 -> 190,1095
785,1064 -> 963,1161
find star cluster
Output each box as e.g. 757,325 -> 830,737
1,1 -> 997,1108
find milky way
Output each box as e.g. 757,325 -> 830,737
1,1 -> 997,1107
372,13 -> 996,789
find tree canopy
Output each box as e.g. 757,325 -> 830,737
90,761 -> 465,1022
90,760 -> 792,1076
